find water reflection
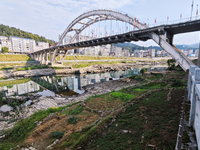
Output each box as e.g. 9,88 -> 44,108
0,66 -> 167,112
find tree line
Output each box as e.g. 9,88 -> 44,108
0,24 -> 55,45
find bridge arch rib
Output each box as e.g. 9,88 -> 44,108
47,9 -> 194,71
58,9 -> 146,45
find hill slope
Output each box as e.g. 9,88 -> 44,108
0,24 -> 55,45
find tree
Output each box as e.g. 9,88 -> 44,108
140,68 -> 147,75
167,59 -> 176,67
1,47 -> 8,53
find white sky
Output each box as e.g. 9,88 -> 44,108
1,0 -> 200,46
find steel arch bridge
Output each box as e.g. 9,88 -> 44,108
30,9 -> 198,71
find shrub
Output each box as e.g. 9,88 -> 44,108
50,131 -> 64,139
140,68 -> 146,75
167,59 -> 176,67
68,116 -> 77,124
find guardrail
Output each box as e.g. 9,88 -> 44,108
186,65 -> 200,149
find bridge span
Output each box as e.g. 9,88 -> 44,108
29,9 -> 200,71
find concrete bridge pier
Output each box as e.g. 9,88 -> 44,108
40,52 -> 46,64
45,51 -> 48,65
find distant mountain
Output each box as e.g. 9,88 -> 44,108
175,44 -> 199,50
0,24 -> 55,45
113,42 -> 199,53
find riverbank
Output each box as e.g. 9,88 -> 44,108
0,67 -> 191,150
0,60 -> 167,78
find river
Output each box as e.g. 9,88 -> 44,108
0,66 -> 167,112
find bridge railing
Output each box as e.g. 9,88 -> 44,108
149,15 -> 200,28
187,65 -> 200,148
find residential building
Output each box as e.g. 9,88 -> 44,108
149,49 -> 155,57
123,49 -> 130,57
134,50 -> 144,57
195,49 -> 199,57
111,46 -> 123,57
35,41 -> 49,52
0,38 -> 12,52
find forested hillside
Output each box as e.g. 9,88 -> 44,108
0,24 -> 55,45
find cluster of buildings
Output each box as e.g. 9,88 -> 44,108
181,49 -> 199,57
0,36 -> 49,53
133,49 -> 170,57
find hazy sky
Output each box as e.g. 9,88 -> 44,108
1,0 -> 200,46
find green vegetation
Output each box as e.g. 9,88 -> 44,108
0,24 -> 55,45
0,78 -> 31,87
82,89 -> 182,150
50,131 -> 64,139
110,92 -> 135,102
171,79 -> 186,88
140,68 -> 146,75
0,105 -> 70,150
140,82 -> 167,89
0,54 -> 34,61
167,59 -> 176,67
16,65 -> 50,71
69,105 -> 83,115
67,116 -> 78,124
1,47 -> 8,53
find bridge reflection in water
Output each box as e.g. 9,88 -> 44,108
31,69 -> 135,96
0,67 -> 167,101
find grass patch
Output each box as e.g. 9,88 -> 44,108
69,105 -> 83,115
110,92 -> 135,102
140,82 -> 168,89
0,78 -> 31,87
0,54 -> 34,62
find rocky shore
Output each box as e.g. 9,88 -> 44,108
0,61 -> 166,78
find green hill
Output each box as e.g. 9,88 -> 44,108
0,24 -> 55,45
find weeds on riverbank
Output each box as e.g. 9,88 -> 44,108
82,89 -> 184,150
0,103 -> 80,150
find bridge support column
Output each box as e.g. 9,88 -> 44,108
33,53 -> 36,60
45,51 -> 48,65
41,52 -> 45,64
51,49 -> 59,66
37,53 -> 39,61
150,31 -> 193,71
49,50 -> 52,65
